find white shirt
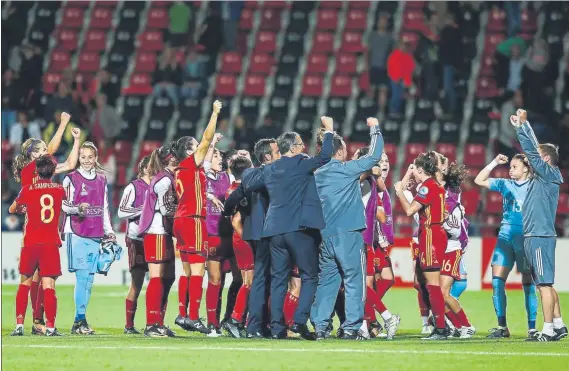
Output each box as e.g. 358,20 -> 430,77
62,167 -> 114,236
145,176 -> 174,235
117,182 -> 144,240
443,191 -> 465,253
403,189 -> 419,243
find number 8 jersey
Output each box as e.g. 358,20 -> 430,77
16,180 -> 66,247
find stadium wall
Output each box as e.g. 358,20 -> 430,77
2,233 -> 568,292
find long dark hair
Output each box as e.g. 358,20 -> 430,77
414,151 -> 439,177
137,155 -> 151,179
147,144 -> 173,177
171,136 -> 197,161
444,162 -> 469,193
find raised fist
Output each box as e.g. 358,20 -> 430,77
366,117 -> 379,127
71,128 -> 81,139
213,100 -> 222,114
320,116 -> 333,132
516,109 -> 527,124
495,154 -> 508,165
60,112 -> 71,124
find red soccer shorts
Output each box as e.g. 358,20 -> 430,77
366,245 -> 376,276
173,217 -> 207,257
441,249 -> 462,280
19,244 -> 62,277
126,237 -> 148,272
180,251 -> 206,264
232,233 -> 254,271
206,235 -> 233,262
143,234 -> 174,263
291,265 -> 300,278
374,247 -> 392,271
418,226 -> 447,270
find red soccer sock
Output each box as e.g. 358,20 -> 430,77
455,309 -> 471,327
43,288 -> 57,329
35,284 -> 45,320
160,278 -> 174,326
30,281 -> 39,315
232,285 -> 251,323
414,284 -> 431,316
375,279 -> 394,300
145,277 -> 163,325
188,276 -> 203,321
206,282 -> 221,326
178,276 -> 189,317
364,301 -> 376,323
125,299 -> 136,328
426,285 -> 446,329
445,310 -> 461,328
16,284 -> 30,325
366,286 -> 387,314
283,292 -> 299,327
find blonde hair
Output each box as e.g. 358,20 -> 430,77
80,141 -> 106,172
12,138 -> 45,182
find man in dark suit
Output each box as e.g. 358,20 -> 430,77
223,139 -> 280,338
246,116 -> 334,339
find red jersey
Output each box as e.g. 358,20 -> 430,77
413,177 -> 445,228
16,179 -> 66,247
225,181 -> 240,199
174,154 -> 207,218
21,161 -> 39,186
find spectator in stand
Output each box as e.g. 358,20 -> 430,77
254,115 -> 280,143
89,93 -> 122,145
504,1 -> 521,37
439,14 -> 462,116
9,111 -> 41,149
499,89 -> 524,157
198,7 -> 224,75
387,41 -> 415,116
18,44 -> 43,100
522,38 -> 551,114
43,110 -> 87,161
215,119 -> 232,151
367,13 -> 393,114
223,1 -> 244,51
90,69 -> 120,108
98,139 -> 117,218
494,34 -> 526,95
416,11 -> 440,102
233,115 -> 252,152
2,68 -> 20,137
44,82 -> 78,124
181,48 -> 206,98
168,1 -> 192,50
152,48 -> 183,105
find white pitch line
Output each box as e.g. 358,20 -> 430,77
2,344 -> 568,357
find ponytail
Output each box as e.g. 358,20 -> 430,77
80,141 -> 106,173
137,155 -> 151,179
147,144 -> 174,177
12,138 -> 44,182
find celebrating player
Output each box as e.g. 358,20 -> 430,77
172,100 -> 223,335
10,156 -> 67,336
117,156 -> 151,334
62,141 -> 115,335
475,153 -> 538,338
395,152 -> 449,340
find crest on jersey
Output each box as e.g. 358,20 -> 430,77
80,183 -> 88,196
418,186 -> 429,196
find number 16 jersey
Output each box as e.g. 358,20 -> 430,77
16,179 -> 66,247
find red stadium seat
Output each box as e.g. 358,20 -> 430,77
435,143 -> 457,163
240,8 -> 254,30
481,213 -> 501,236
302,75 -> 324,97
90,6 -> 113,28
138,141 -> 162,161
359,71 -> 370,92
491,167 -> 509,179
402,9 -> 425,32
147,7 -> 169,29
215,74 -> 238,97
306,53 -> 329,75
484,33 -> 506,54
129,73 -> 153,94
221,52 -> 242,74
134,52 -> 157,73
138,31 -> 164,51
57,29 -> 79,51
340,31 -> 365,53
400,31 -> 420,52
243,74 -> 266,97
316,9 -> 339,30
480,54 -> 495,76
84,29 -> 107,52
346,141 -> 366,158
405,1 -> 426,9
394,214 -> 413,237
335,53 -> 357,75
2,140 -> 13,162
263,1 -> 287,9
49,51 -> 71,72
43,73 -> 62,94
116,165 -> 127,187
96,1 -> 118,7
485,192 -> 503,214
557,193 -> 569,215
312,32 -> 335,54
329,75 -> 352,97
461,189 -> 480,217
114,141 -> 133,165
487,9 -> 506,32
476,77 -> 500,98
348,1 -> 371,10
245,1 -> 258,8
345,9 -> 367,31
520,9 -> 537,33
255,31 -> 277,53
61,7 -> 85,28
260,9 -> 281,31
152,1 -> 170,7
463,144 -> 487,167
70,1 -> 91,7
249,53 -> 274,75
404,143 -> 428,164
384,143 -> 397,165
319,1 -> 343,9
77,52 -> 101,73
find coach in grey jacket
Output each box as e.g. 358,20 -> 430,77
310,117 -> 385,340
513,109 -> 567,342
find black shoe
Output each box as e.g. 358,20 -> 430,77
32,320 -> 46,336
175,315 -> 190,331
369,320 -> 383,338
207,324 -> 222,338
486,327 -> 510,338
186,318 -> 211,334
46,328 -> 64,336
336,327 -> 344,338
11,326 -> 24,336
553,326 -> 568,341
162,325 -> 176,337
324,322 -> 333,337
144,324 -> 167,338
525,332 -> 554,342
82,320 -> 95,334
71,320 -> 94,335
315,330 -> 327,341
271,331 -> 287,339
422,328 -> 448,340
223,318 -> 243,338
124,327 -> 141,335
246,331 -> 265,339
289,323 -> 316,341
339,330 -> 360,340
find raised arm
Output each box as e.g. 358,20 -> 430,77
194,100 -> 222,167
298,116 -> 334,172
344,119 -> 384,176
47,112 -> 71,155
475,154 -> 509,189
55,128 -> 82,174
204,133 -> 223,170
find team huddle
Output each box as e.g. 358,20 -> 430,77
8,105 -> 567,342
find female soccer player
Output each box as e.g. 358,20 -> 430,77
118,156 -> 151,334
475,153 -> 538,338
172,100 -> 222,336
138,145 -> 178,338
395,152 -> 449,340
62,141 -> 115,335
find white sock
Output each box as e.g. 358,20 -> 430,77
16,324 -> 23,329
47,327 -> 55,332
553,317 -> 565,329
542,322 -> 555,336
380,310 -> 392,321
421,316 -> 429,326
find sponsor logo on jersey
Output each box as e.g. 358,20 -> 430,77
418,186 -> 429,196
80,183 -> 88,196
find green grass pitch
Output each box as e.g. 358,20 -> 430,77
2,285 -> 568,371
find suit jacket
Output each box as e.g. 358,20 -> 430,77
223,166 -> 269,241
246,132 -> 334,238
